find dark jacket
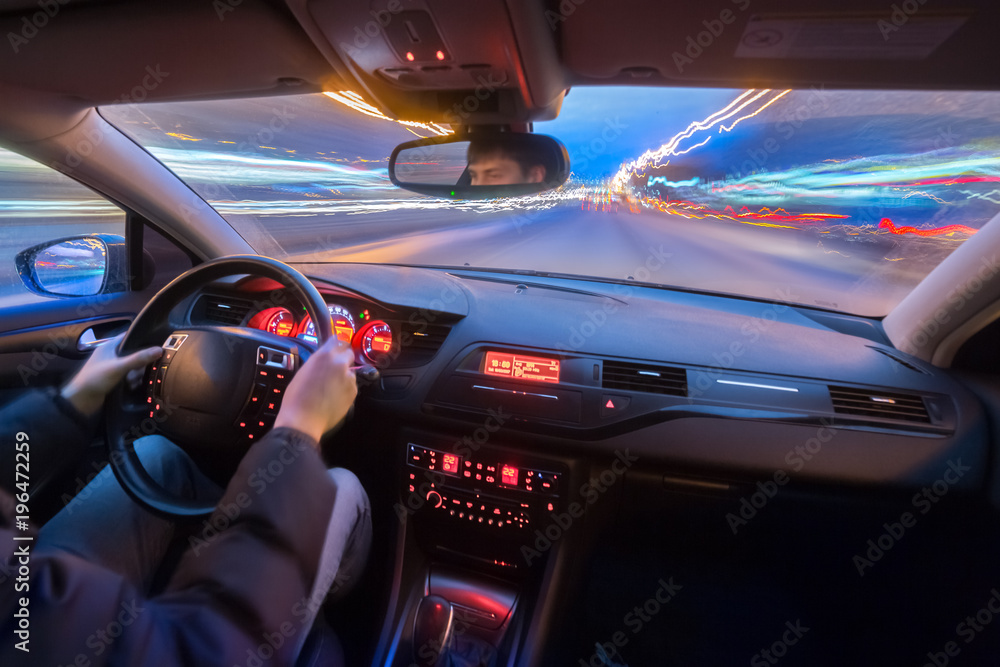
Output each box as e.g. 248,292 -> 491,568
0,390 -> 336,666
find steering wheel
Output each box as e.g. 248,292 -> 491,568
107,255 -> 334,518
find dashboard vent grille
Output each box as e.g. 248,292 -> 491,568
199,295 -> 253,326
602,360 -> 687,396
396,321 -> 452,365
828,385 -> 930,423
867,346 -> 930,375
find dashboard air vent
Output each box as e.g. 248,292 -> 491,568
828,385 -> 930,423
197,295 -> 253,326
395,321 -> 452,365
602,360 -> 687,397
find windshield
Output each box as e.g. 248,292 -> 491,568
102,87 -> 1000,317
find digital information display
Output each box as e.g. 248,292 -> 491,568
483,351 -> 560,383
441,452 -> 461,475
501,464 -> 519,486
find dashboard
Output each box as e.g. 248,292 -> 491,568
176,261 -> 999,665
183,262 -> 992,493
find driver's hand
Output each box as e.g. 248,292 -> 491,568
274,337 -> 358,446
61,334 -> 163,416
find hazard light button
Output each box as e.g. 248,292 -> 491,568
600,394 -> 630,417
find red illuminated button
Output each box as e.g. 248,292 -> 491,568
600,394 -> 630,417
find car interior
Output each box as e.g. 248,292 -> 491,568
3,0 -> 1000,665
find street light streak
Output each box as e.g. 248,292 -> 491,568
323,92 -> 452,136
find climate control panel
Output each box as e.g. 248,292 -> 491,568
404,443 -> 564,533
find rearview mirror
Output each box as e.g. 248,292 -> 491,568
388,132 -> 569,199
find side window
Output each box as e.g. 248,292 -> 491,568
0,147 -> 126,308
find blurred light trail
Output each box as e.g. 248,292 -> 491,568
878,218 -> 977,237
611,88 -> 791,189
718,89 -> 791,133
707,153 -> 1000,205
147,146 -> 394,189
323,91 -> 452,137
208,186 -> 585,218
960,188 -> 1000,204
648,176 -> 700,188
0,199 -> 122,219
639,198 -> 850,229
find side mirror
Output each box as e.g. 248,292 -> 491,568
15,234 -> 127,297
388,132 -> 570,199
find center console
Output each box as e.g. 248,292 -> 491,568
374,427 -> 574,667
404,441 -> 565,568
372,345 -> 589,666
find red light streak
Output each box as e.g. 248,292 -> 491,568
878,218 -> 977,237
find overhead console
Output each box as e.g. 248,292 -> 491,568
285,0 -> 566,123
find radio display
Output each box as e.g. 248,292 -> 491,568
483,351 -> 560,383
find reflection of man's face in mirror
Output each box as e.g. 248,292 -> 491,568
466,142 -> 547,186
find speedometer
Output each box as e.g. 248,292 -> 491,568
265,308 -> 295,337
359,320 -> 393,362
301,304 -> 357,344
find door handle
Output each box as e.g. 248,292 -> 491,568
77,319 -> 132,351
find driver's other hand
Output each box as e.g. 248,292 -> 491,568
61,333 -> 163,417
274,337 -> 358,446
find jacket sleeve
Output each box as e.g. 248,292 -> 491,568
0,426 -> 339,667
0,388 -> 99,497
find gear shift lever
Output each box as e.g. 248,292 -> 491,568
413,595 -> 454,667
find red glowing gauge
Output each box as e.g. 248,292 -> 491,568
300,304 -> 356,344
265,308 -> 295,337
360,320 -> 393,362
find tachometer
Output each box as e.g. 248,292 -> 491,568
265,308 -> 295,337
301,304 -> 357,344
359,320 -> 393,362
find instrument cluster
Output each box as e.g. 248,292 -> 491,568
248,301 -> 394,364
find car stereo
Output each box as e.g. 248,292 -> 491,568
401,441 -> 567,567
